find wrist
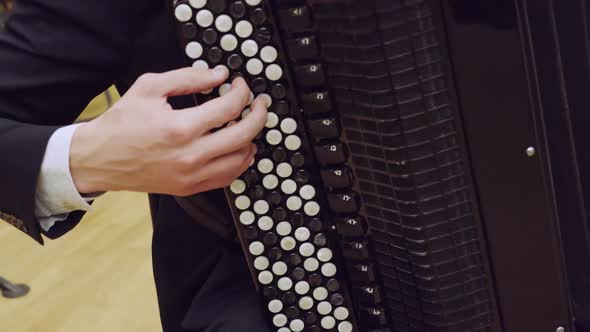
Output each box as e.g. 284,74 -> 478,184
70,121 -> 104,194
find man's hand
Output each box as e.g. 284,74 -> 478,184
70,67 -> 268,196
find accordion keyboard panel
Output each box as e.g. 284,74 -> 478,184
172,0 -> 496,331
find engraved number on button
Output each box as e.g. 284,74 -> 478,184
334,170 -> 342,176
322,119 -> 332,126
360,265 -> 368,272
341,195 -> 351,201
330,145 -> 337,152
300,37 -> 310,46
291,8 -> 303,16
309,65 -> 318,72
346,218 -> 356,225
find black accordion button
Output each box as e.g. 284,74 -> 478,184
272,100 -> 290,117
342,240 -> 370,260
227,54 -> 243,70
263,232 -> 278,246
182,23 -> 197,40
308,273 -> 322,287
207,47 -> 223,63
272,207 -> 288,221
282,292 -> 297,305
335,216 -> 366,237
330,293 -> 344,306
244,226 -> 258,241
243,169 -> 259,185
263,286 -> 278,299
291,212 -> 305,227
294,64 -> 326,87
250,8 -> 267,25
308,218 -> 324,232
304,312 -> 318,325
348,263 -> 376,284
269,247 -> 283,261
327,192 -> 360,213
302,91 -> 331,114
294,169 -> 310,184
357,286 -> 382,306
321,167 -> 353,189
267,191 -> 282,206
202,28 -> 218,45
272,147 -> 288,162
279,6 -> 312,32
289,255 -> 303,267
314,142 -> 347,166
308,117 -> 340,139
271,83 -> 288,99
290,152 -> 306,168
251,185 -> 265,200
307,325 -> 321,332
229,1 -> 246,18
326,279 -> 340,292
291,267 -> 305,280
207,0 -> 227,13
255,26 -> 272,45
251,77 -> 267,93
287,35 -> 319,61
360,306 -> 388,328
285,306 -> 299,319
313,233 -> 328,247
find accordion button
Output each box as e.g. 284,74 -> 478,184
254,256 -> 269,270
330,293 -> 344,306
227,54 -> 243,70
335,217 -> 366,237
357,286 -> 382,306
314,142 -> 347,166
305,312 -> 318,325
229,1 -> 246,18
268,299 -> 283,313
273,100 -> 291,117
258,271 -> 273,285
299,296 -> 314,310
308,117 -> 339,139
313,233 -> 328,247
263,286 -> 277,299
294,63 -> 325,87
239,211 -> 255,225
255,26 -> 272,44
220,34 -> 238,51
208,0 -> 227,13
267,191 -> 282,206
272,261 -> 288,276
207,47 -> 223,63
240,39 -> 259,57
287,35 -> 319,61
202,28 -> 218,44
282,292 -> 297,305
174,4 -> 192,22
196,9 -> 214,27
250,8 -> 267,25
257,215 -> 274,231
262,174 -> 279,190
305,258 -> 320,272
360,307 -> 387,327
308,325 -> 321,332
291,212 -> 305,227
321,263 -> 337,277
287,309 -> 302,322
235,20 -> 253,38
294,227 -> 311,242
317,301 -> 332,316
304,201 -> 320,217
189,0 -> 206,9
320,316 -> 336,329
291,266 -> 305,279
263,232 -> 278,246
182,23 -> 198,40
272,207 -> 288,221
244,226 -> 258,240
317,248 -> 333,262
252,77 -> 267,94
269,247 -> 283,261
280,236 -> 297,251
342,240 -> 369,260
192,60 -> 209,70
320,167 -> 352,189
279,6 -> 312,32
278,277 -> 293,291
327,192 -> 359,213
246,58 -> 264,75
272,313 -> 287,327
302,91 -> 331,114
294,169 -> 310,184
260,45 -> 278,63
312,286 -> 328,300
308,218 -> 324,232
334,307 -> 349,321
276,221 -> 292,236
294,281 -> 310,295
348,263 -> 376,283
271,83 -> 287,99
326,278 -> 340,292
338,321 -> 353,332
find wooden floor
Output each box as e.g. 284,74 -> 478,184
0,191 -> 162,332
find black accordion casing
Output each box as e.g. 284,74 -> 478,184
171,0 -> 590,331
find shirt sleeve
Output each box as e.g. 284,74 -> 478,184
34,124 -> 103,231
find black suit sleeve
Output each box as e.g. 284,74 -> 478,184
0,0 -> 134,243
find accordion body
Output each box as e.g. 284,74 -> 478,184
171,0 -> 590,331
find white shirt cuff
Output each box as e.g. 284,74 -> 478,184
35,124 -> 98,231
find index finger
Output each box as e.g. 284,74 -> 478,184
195,96 -> 268,159
132,66 -> 229,97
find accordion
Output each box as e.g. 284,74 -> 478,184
171,0 -> 590,331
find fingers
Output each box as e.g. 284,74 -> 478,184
177,77 -> 252,131
132,67 -> 229,97
189,144 -> 255,193
195,95 -> 268,159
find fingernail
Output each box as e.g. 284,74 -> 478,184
254,94 -> 272,108
213,65 -> 229,78
249,158 -> 255,166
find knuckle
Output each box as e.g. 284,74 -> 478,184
135,73 -> 157,89
162,121 -> 192,143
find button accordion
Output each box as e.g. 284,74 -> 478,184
171,0 -> 590,331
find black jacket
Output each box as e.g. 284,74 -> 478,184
0,0 -> 266,331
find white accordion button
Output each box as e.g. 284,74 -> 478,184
281,179 -> 297,195
272,314 -> 287,328
286,196 -> 302,211
294,281 -> 310,295
299,184 -> 316,200
234,195 -> 251,210
230,179 -> 246,194
262,174 -> 279,190
334,307 -> 350,320
220,34 -> 238,51
185,41 -> 203,59
338,321 -> 354,332
265,112 -> 279,128
235,20 -> 254,38
277,328 -> 290,332
253,256 -> 269,270
277,277 -> 293,291
257,158 -> 274,174
298,296 -> 314,310
272,261 -> 288,276
299,242 -> 315,257
265,64 -> 283,81
284,135 -> 302,150
239,211 -> 255,225
249,241 -> 264,256
245,0 -> 262,6
265,129 -> 283,146
317,301 -> 333,316
321,316 -> 336,330
317,248 -> 333,262
321,263 -> 337,277
276,221 -> 292,236
174,4 -> 192,22
280,118 -> 297,134
260,46 -> 278,63
290,319 -> 304,332
294,227 -> 310,241
313,287 -> 328,301
280,236 -> 296,251
215,14 -> 233,32
192,59 -> 209,70
268,299 -> 283,314
253,200 -> 270,215
258,215 -> 274,231
246,58 -> 264,75
189,0 -> 207,8
196,9 -> 214,27
304,201 -> 320,216
276,162 -> 293,178
258,271 -> 273,285
241,39 -> 259,57
304,257 -> 319,272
